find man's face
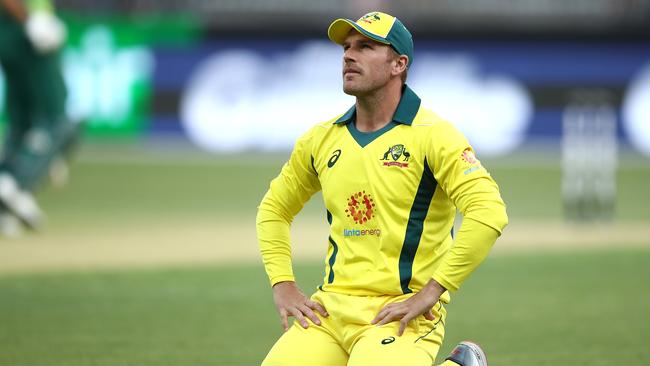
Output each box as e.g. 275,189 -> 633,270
341,31 -> 396,96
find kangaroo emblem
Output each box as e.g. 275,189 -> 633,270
381,144 -> 409,161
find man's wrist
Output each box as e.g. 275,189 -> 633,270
422,279 -> 446,299
431,279 -> 446,292
273,280 -> 294,286
272,280 -> 296,289
269,275 -> 296,287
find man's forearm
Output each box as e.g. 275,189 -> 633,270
432,217 -> 501,291
257,206 -> 296,286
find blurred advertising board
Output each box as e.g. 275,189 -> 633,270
2,28 -> 650,156
151,39 -> 650,156
0,14 -> 199,137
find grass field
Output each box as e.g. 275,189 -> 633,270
1,250 -> 649,365
0,141 -> 649,365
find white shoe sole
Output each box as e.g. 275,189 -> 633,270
460,341 -> 488,366
0,173 -> 44,230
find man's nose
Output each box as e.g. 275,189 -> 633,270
343,49 -> 356,63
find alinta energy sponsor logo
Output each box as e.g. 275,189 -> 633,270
343,227 -> 381,237
343,191 -> 381,237
461,148 -> 482,175
346,191 -> 375,224
461,148 -> 478,164
380,144 -> 410,168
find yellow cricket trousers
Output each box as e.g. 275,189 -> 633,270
262,290 -> 446,366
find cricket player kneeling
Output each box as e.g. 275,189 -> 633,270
257,11 -> 507,366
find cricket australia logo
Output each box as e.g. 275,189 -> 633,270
360,12 -> 381,24
381,144 -> 410,168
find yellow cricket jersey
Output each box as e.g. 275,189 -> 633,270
257,85 -> 508,300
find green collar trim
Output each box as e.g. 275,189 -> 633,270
334,84 -> 421,125
347,120 -> 398,148
335,105 -> 357,125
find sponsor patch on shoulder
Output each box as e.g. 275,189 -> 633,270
461,148 -> 482,175
464,166 -> 481,175
461,148 -> 478,165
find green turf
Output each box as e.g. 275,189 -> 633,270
35,148 -> 650,231
3,145 -> 648,364
491,163 -> 650,221
1,249 -> 649,365
440,248 -> 650,365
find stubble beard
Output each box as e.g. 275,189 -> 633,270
343,77 -> 378,97
343,82 -> 363,96
342,67 -> 392,97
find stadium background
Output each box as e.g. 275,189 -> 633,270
1,1 -> 649,364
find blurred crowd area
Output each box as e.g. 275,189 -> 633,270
2,1 -> 650,160
56,0 -> 650,37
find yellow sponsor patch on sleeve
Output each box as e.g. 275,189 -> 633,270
460,148 -> 482,175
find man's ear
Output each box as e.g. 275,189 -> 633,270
392,55 -> 408,77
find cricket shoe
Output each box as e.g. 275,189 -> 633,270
0,173 -> 45,230
444,341 -> 488,366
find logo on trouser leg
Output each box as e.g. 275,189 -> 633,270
381,336 -> 395,345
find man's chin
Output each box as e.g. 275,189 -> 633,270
343,84 -> 363,96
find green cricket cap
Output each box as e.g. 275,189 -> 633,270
327,11 -> 414,66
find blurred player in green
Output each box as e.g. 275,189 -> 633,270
0,0 -> 78,236
257,11 -> 507,366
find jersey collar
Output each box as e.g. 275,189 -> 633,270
334,84 -> 421,125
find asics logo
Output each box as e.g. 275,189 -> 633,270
328,149 -> 342,168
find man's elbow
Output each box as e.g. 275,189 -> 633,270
257,199 -> 293,227
463,200 -> 508,235
494,203 -> 508,233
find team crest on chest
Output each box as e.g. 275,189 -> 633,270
380,144 -> 410,168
